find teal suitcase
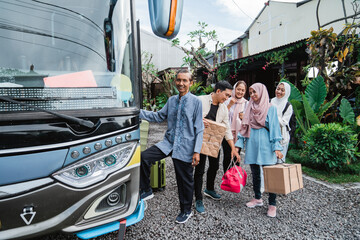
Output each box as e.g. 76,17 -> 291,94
150,159 -> 166,191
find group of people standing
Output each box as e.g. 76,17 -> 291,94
139,69 -> 293,224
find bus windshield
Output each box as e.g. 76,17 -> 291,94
0,0 -> 138,117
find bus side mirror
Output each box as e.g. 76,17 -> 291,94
148,0 -> 183,39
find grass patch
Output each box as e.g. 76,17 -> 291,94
286,148 -> 360,184
300,166 -> 360,183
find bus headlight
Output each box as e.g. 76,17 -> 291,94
103,155 -> 117,166
53,142 -> 137,188
75,165 -> 91,177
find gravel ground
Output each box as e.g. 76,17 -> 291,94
42,122 -> 359,240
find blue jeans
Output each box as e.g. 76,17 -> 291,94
250,164 -> 276,206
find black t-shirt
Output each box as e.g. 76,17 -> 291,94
205,104 -> 219,121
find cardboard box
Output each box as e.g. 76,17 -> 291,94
263,164 -> 303,195
200,120 -> 226,158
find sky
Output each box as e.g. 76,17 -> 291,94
135,0 -> 301,50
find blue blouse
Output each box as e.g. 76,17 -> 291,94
235,106 -> 283,165
140,92 -> 204,163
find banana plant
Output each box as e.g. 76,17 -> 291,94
281,76 -> 340,134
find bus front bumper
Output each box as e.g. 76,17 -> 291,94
76,199 -> 145,239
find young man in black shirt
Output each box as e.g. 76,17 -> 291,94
195,81 -> 240,213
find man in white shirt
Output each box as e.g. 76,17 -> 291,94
194,81 -> 240,213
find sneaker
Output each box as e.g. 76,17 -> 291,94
140,188 -> 153,201
204,189 -> 221,200
246,198 -> 263,208
195,200 -> 205,213
267,205 -> 277,218
143,200 -> 148,211
175,211 -> 193,224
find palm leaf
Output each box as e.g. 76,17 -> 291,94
339,98 -> 355,125
290,99 -> 306,134
305,76 -> 327,113
281,79 -> 302,102
317,93 -> 341,120
303,94 -> 320,126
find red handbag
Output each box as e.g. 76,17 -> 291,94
221,159 -> 247,193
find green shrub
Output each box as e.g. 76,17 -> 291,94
155,93 -> 168,110
287,148 -> 317,168
302,123 -> 358,172
287,149 -> 360,183
189,81 -> 203,95
189,81 -> 214,96
286,148 -> 307,163
201,84 -> 214,95
344,162 -> 360,174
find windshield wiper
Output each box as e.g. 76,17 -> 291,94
0,96 -> 95,128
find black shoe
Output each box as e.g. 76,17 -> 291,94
140,188 -> 154,201
175,211 -> 193,224
204,189 -> 221,200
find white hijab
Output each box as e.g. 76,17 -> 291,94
271,82 -> 291,119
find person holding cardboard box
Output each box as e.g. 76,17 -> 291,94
270,82 -> 293,163
139,69 -> 204,224
222,80 -> 248,172
194,81 -> 240,214
260,82 -> 294,192
235,83 -> 283,218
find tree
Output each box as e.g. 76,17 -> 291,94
161,70 -> 178,98
307,0 -> 360,95
141,51 -> 160,103
171,22 -> 225,85
316,0 -> 360,30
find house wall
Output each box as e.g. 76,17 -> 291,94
241,38 -> 249,57
248,0 -> 356,55
208,37 -> 249,64
237,42 -> 243,59
222,50 -> 226,62
140,29 -> 186,71
226,46 -> 233,61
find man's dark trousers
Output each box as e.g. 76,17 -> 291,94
140,145 -> 194,213
194,153 -> 219,201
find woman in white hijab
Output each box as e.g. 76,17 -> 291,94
270,82 -> 293,163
